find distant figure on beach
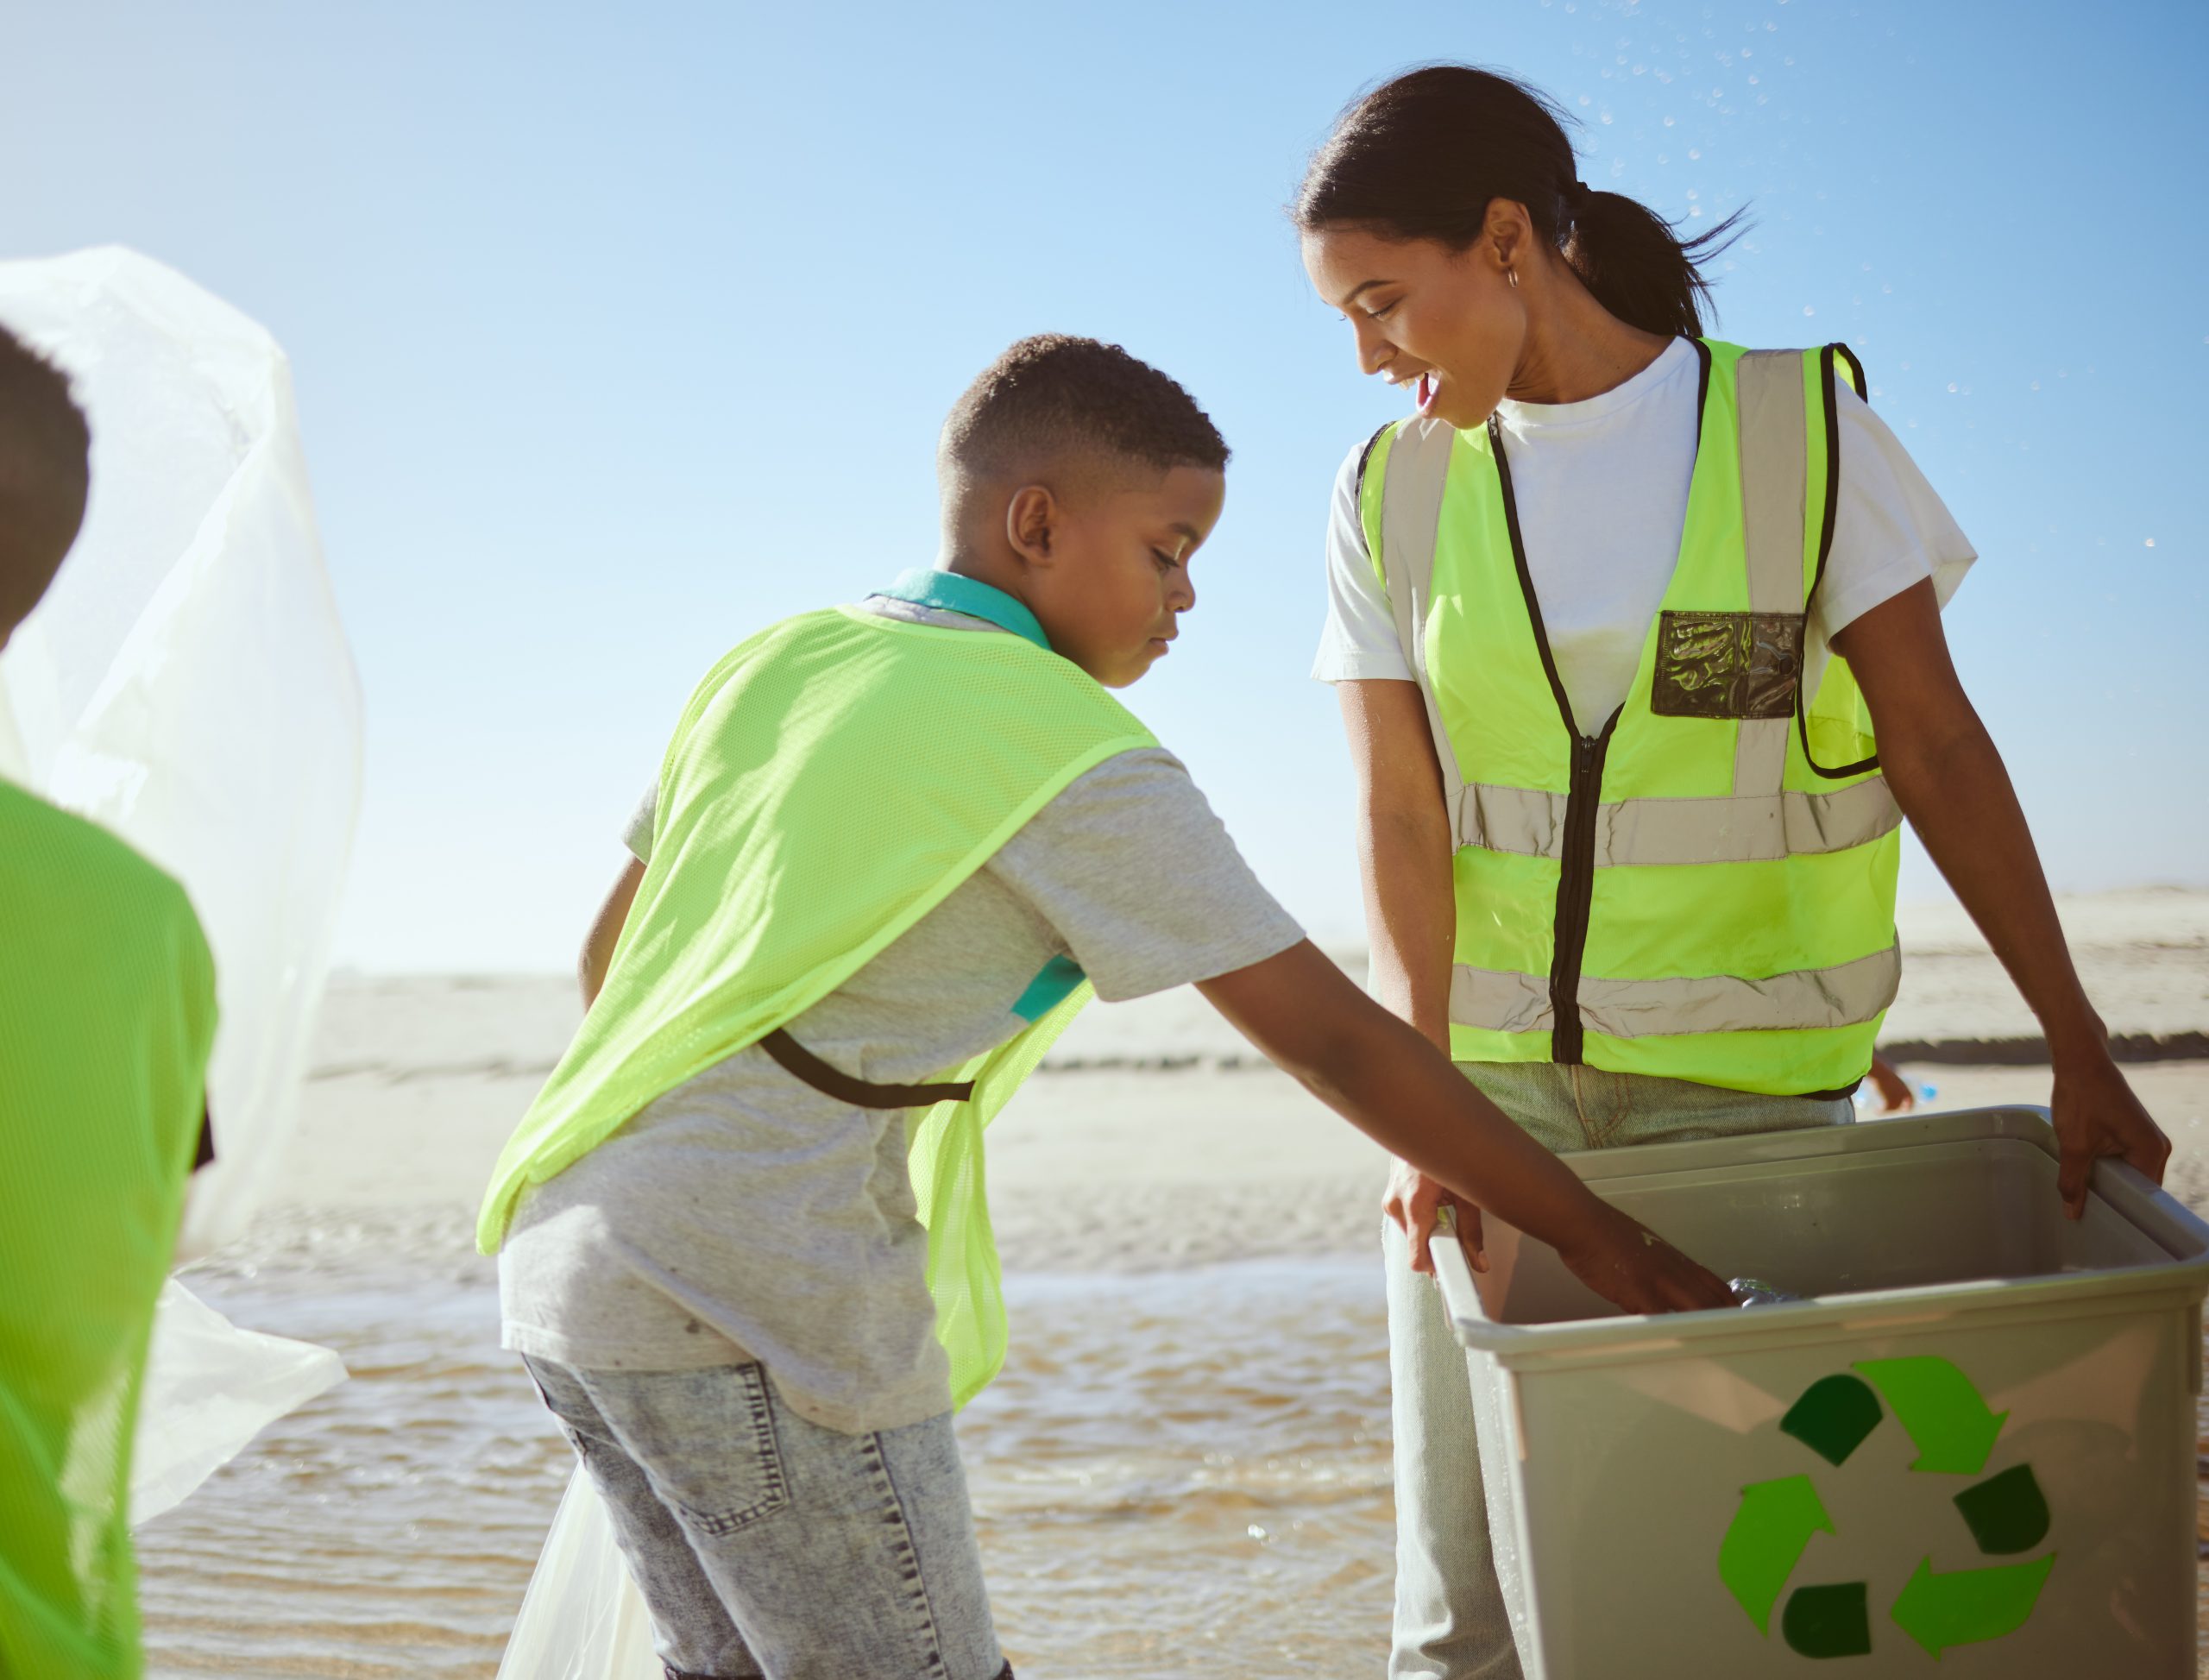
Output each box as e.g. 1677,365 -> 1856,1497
1295,63 -> 2170,1678
479,335 -> 1733,1680
0,326 -> 218,1680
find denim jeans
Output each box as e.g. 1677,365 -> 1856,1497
1385,1062 -> 1852,1680
525,1357 -> 1010,1680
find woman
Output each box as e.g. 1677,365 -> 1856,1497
1293,66 -> 2168,1678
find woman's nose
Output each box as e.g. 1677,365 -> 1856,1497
1353,317 -> 1393,378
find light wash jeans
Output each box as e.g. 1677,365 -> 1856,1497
1385,1062 -> 1852,1680
525,1358 -> 1010,1680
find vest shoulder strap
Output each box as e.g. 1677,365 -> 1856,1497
1799,341 -> 1881,779
1734,349 -> 1815,795
1370,416 -> 1469,823
1734,349 -> 1814,618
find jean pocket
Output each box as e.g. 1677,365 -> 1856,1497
614,1362 -> 792,1538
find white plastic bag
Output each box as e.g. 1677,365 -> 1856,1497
495,1466 -> 661,1680
0,248 -> 362,1518
0,245 -> 362,1259
130,1280 -> 347,1526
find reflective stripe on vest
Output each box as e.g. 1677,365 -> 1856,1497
1453,777 -> 1900,865
1451,943 -> 1901,1039
1367,340 -> 1900,1093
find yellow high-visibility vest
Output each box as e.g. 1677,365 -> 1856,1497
1360,341 -> 1898,1097
478,577 -> 1157,1403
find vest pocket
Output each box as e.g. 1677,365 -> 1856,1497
1652,610 -> 1804,720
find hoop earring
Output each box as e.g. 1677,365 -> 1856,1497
1507,268 -> 1520,290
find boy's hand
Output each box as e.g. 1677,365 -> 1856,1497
1385,1160 -> 1487,1276
2050,1045 -> 2170,1218
1199,942 -> 1734,1316
1557,1207 -> 1735,1316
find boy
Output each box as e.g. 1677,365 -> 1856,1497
482,336 -> 1726,1680
0,327 -> 219,1677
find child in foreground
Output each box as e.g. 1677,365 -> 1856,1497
0,328 -> 220,1678
480,335 -> 1730,1680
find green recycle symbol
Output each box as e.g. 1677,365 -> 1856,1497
1717,1357 -> 2055,1659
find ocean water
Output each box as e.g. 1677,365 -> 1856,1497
136,1261 -> 1397,1679
132,1255 -> 2209,1677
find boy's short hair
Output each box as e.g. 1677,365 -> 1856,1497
938,335 -> 1229,503
0,325 -> 91,631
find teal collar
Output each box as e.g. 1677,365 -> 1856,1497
875,569 -> 1051,652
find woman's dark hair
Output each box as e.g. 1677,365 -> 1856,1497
1294,65 -> 1746,338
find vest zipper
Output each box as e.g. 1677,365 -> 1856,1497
1481,349 -> 1709,1067
1550,712 -> 1619,1065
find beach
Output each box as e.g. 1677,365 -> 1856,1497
139,889 -> 2209,1676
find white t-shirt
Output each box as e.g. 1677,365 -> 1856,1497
1311,337 -> 1977,733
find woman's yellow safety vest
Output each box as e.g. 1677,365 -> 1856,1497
1358,340 -> 1899,1097
0,782 -> 217,1680
477,587 -> 1157,1405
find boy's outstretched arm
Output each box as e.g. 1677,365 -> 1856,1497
1199,941 -> 1734,1315
580,857 -> 647,1009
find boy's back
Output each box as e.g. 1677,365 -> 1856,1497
0,779 -> 217,1677
496,580 -> 1302,1433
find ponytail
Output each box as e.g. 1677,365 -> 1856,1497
1294,65 -> 1745,339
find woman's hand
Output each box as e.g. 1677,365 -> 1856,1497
1839,582 -> 2171,1217
1387,1150 -> 1728,1312
1385,1159 -> 1487,1276
1556,1205 -> 1736,1316
2050,1041 -> 2171,1218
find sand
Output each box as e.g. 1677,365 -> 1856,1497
261,889 -> 2209,1276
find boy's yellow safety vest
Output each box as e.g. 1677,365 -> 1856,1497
1359,341 -> 1899,1097
477,577 -> 1157,1405
0,782 -> 217,1680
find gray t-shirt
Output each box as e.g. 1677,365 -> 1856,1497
499,597 -> 1304,1433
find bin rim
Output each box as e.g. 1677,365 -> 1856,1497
1435,1105 -> 2209,1367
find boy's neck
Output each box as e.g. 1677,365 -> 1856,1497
884,565 -> 1053,652
935,551 -> 1033,609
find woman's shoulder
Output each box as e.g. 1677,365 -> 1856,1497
1334,425 -> 1390,494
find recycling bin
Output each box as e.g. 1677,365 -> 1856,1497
1430,1107 -> 2209,1677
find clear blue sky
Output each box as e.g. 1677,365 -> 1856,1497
8,0 -> 2204,971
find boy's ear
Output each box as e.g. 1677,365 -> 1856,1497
1004,484 -> 1058,568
